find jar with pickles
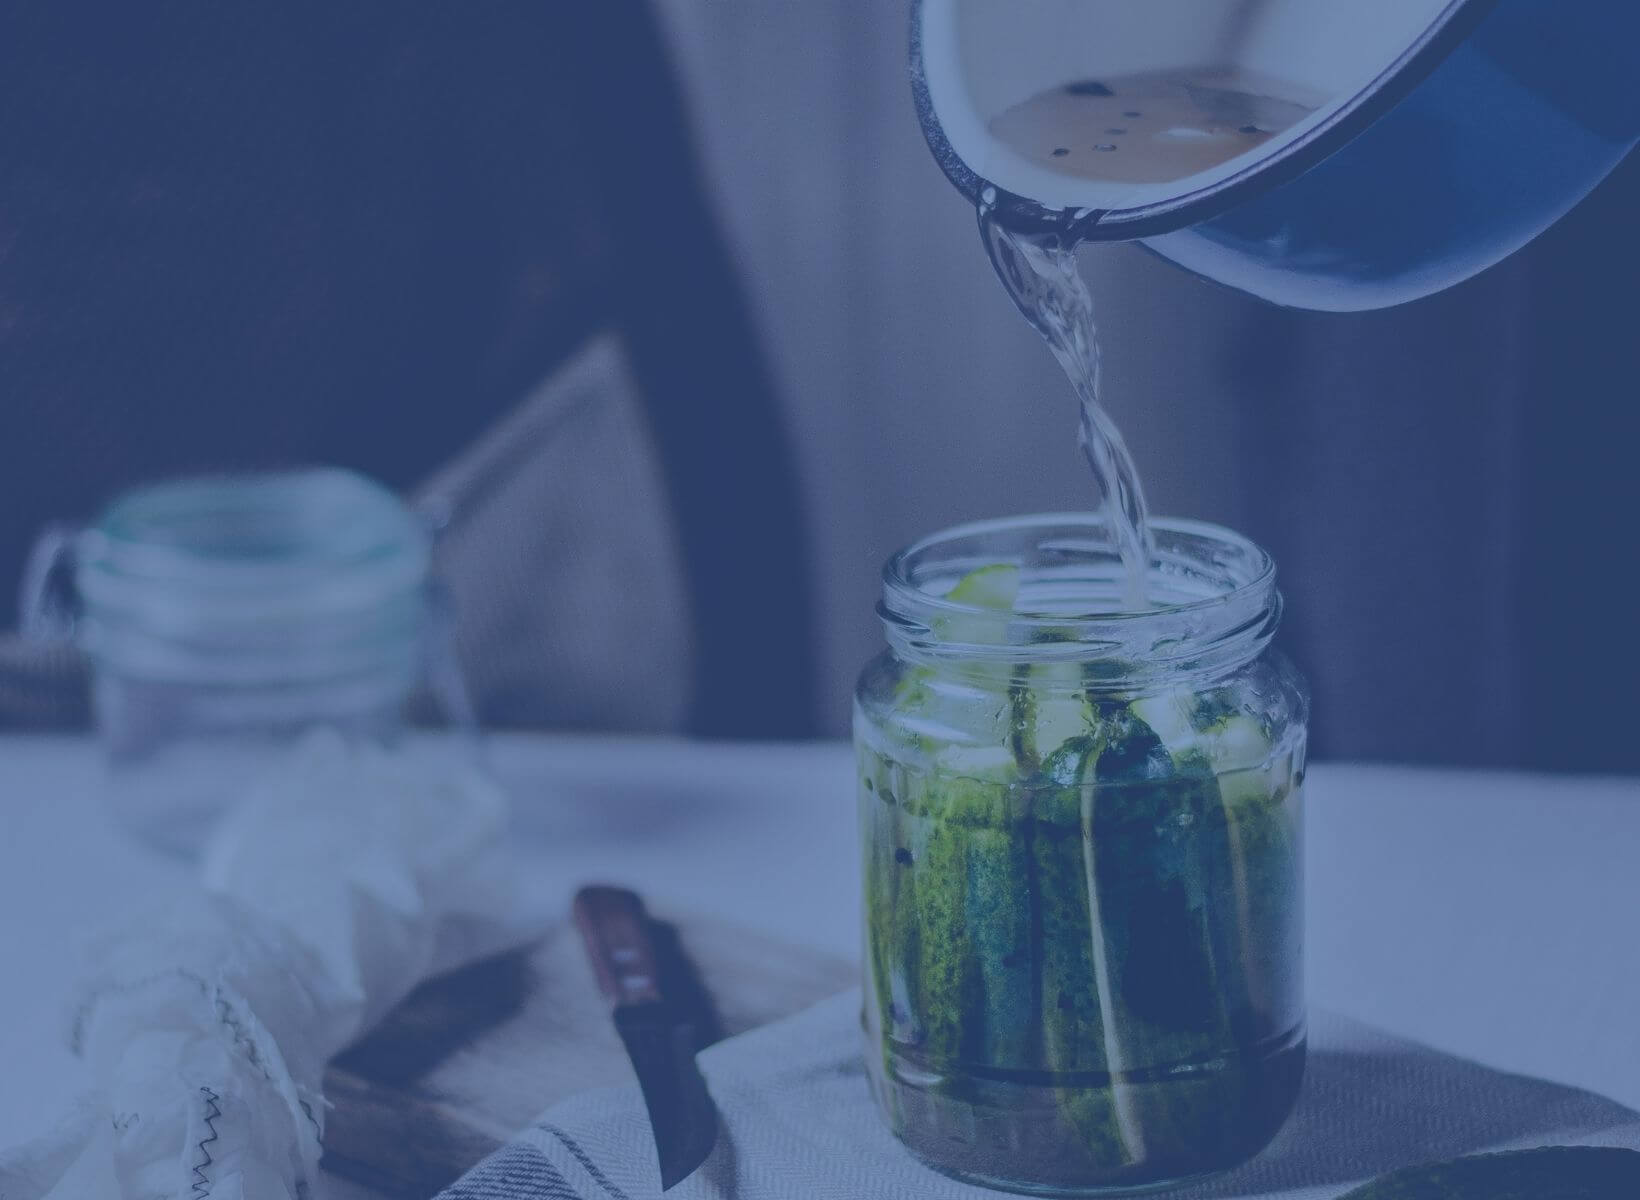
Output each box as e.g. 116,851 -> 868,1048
855,514 -> 1308,1195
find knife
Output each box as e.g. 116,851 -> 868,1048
572,886 -> 720,1190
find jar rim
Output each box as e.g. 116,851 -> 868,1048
880,513 -> 1279,675
72,468 -> 431,679
78,467 -> 428,610
86,467 -> 424,578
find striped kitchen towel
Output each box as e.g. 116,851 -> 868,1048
436,991 -> 1640,1199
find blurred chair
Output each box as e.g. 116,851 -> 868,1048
0,1 -> 814,736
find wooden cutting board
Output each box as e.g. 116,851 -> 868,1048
320,910 -> 858,1198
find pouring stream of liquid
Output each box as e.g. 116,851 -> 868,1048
978,196 -> 1153,611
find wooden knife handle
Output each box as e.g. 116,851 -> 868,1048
572,885 -> 664,1008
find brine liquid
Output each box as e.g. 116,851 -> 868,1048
976,68 -> 1320,613
989,67 -> 1319,186
860,747 -> 1305,1193
978,205 -> 1152,611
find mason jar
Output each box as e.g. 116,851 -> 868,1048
855,514 -> 1308,1195
21,467 -> 473,854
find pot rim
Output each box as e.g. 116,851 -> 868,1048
910,0 -> 1503,241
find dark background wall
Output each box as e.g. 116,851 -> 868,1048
0,1 -> 813,739
660,1 -> 1639,771
0,0 -> 1633,770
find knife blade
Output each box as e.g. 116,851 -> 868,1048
572,886 -> 719,1190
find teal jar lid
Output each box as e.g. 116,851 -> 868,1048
76,467 -> 430,683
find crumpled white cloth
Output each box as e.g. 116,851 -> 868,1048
440,991 -> 1640,1200
0,731 -> 553,1200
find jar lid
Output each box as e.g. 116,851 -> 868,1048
76,468 -> 430,680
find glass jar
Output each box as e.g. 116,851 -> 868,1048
22,467 -> 473,854
854,514 -> 1308,1195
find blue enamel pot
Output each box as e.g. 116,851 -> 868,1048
912,0 -> 1639,311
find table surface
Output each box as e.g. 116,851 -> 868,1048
2,735 -> 1637,1188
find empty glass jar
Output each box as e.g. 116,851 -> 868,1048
22,467 -> 471,853
855,514 -> 1308,1195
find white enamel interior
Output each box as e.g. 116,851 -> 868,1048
920,0 -> 1456,213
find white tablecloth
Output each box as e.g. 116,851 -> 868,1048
1,736 -> 1636,1190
